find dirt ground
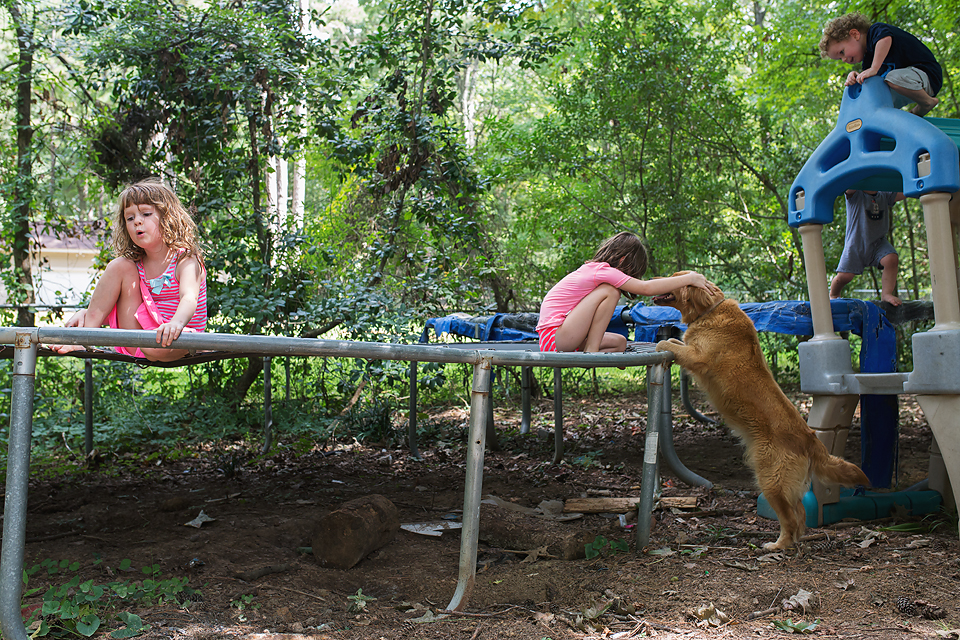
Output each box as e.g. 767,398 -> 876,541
10,387 -> 960,640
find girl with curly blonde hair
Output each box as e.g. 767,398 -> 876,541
53,178 -> 207,361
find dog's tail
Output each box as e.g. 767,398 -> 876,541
810,441 -> 870,487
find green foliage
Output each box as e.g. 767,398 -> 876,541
584,535 -> 629,560
772,618 -> 820,634
346,588 -> 376,613
22,557 -> 194,638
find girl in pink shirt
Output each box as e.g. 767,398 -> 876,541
537,232 -> 709,352
52,179 -> 207,362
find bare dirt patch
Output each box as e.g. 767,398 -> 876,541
11,389 -> 960,639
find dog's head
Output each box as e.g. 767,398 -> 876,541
651,271 -> 724,324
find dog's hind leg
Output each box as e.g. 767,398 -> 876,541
760,484 -> 805,550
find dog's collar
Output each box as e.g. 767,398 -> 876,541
699,298 -> 724,318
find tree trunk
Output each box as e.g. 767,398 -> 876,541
9,3 -> 36,327
459,59 -> 479,149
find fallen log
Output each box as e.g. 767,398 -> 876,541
312,494 -> 400,570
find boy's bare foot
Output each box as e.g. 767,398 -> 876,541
880,293 -> 903,306
911,96 -> 939,116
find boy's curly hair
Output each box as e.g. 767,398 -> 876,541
591,231 -> 648,280
112,178 -> 203,266
819,12 -> 872,57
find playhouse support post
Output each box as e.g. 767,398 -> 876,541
915,396 -> 960,535
927,434 -> 955,510
447,357 -> 492,612
798,224 -> 840,341
921,192 -> 960,331
807,394 -> 859,522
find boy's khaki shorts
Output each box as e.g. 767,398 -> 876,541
885,67 -> 934,108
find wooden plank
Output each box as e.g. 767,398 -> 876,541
564,496 -> 698,513
661,496 -> 699,509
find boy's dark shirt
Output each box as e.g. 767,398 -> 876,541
864,23 -> 942,95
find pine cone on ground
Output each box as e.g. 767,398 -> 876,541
896,596 -> 917,616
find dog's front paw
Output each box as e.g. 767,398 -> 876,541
656,338 -> 684,352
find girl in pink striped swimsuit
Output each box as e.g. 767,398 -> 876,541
52,179 -> 207,362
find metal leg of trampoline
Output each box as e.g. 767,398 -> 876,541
408,361 -> 420,459
261,356 -> 273,454
0,333 -> 38,640
84,358 -> 94,455
552,367 -> 563,464
520,366 -> 531,435
659,369 -> 713,489
485,371 -> 497,450
446,357 -> 491,612
637,362 -> 665,550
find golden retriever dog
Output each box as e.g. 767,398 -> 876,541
653,272 -> 869,550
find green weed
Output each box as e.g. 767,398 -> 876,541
21,557 -> 197,638
584,535 -> 629,559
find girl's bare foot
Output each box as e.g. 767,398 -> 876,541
911,96 -> 939,116
880,292 -> 902,306
49,344 -> 86,354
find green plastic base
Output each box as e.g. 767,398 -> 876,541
757,487 -> 943,527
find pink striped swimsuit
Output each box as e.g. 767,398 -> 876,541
137,252 -> 208,332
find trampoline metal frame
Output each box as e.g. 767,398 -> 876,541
0,327 -> 675,640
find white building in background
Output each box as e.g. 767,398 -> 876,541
32,229 -> 101,307
0,226 -> 102,315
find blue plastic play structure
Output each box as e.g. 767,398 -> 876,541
789,75 -> 959,227
784,74 -> 960,528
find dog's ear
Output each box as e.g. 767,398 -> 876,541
686,282 -> 722,318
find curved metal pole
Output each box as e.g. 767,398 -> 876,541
446,357 -> 491,611
680,369 -> 716,425
0,332 -> 38,640
659,369 -> 713,489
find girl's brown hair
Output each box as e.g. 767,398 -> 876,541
113,178 -> 203,265
591,231 -> 647,280
819,12 -> 872,57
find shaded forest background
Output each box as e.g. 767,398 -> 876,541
0,0 -> 957,452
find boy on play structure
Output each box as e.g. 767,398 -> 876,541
820,12 -> 942,117
830,189 -> 905,307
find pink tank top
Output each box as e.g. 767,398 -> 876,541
137,252 -> 207,331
